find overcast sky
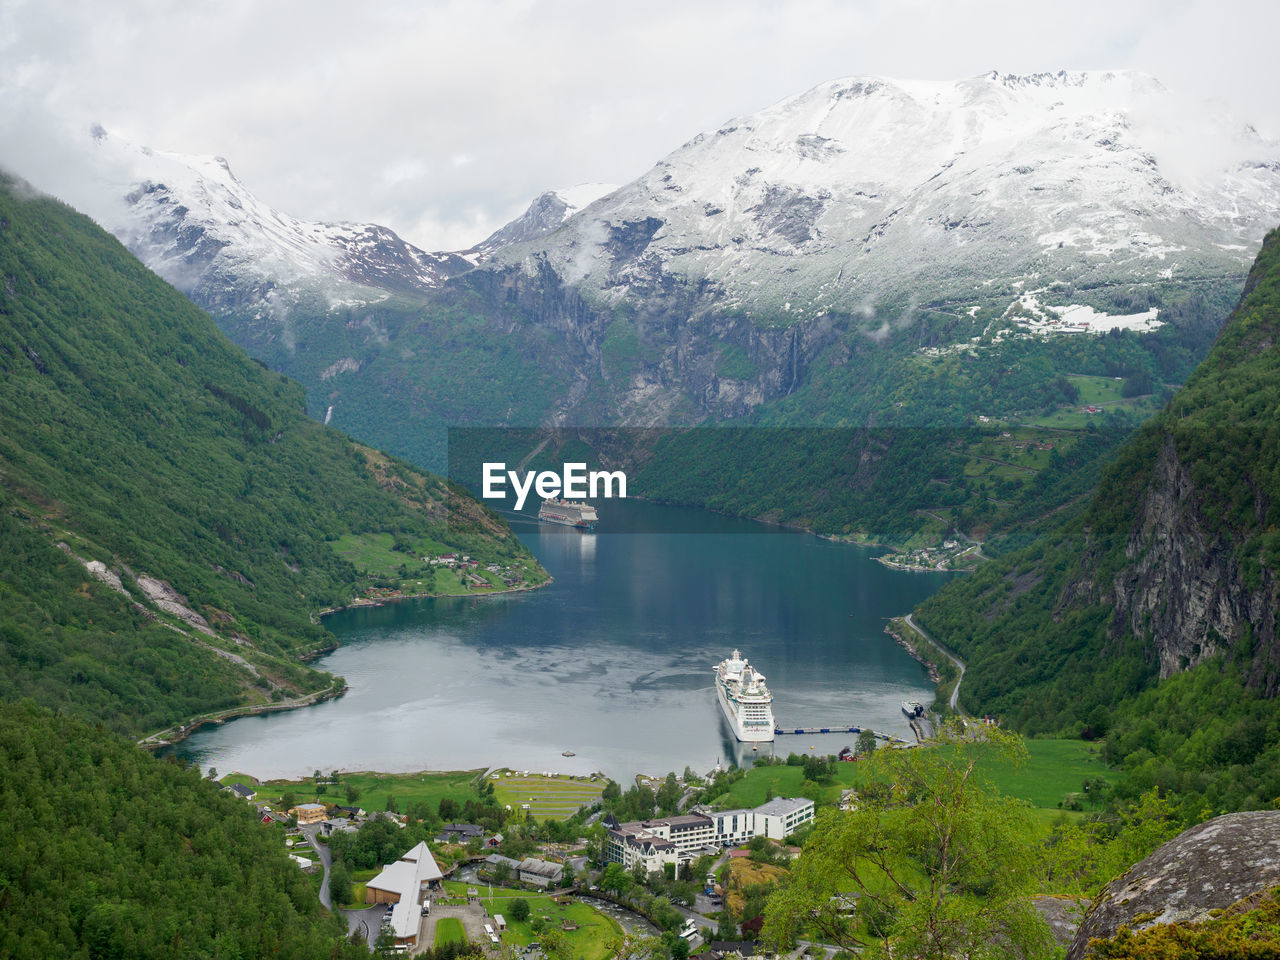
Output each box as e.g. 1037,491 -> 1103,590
2,0 -> 1278,251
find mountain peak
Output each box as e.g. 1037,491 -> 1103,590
467,182 -> 618,261
489,69 -> 1280,318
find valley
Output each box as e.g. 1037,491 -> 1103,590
2,20 -> 1279,957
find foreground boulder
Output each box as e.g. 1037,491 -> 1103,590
1067,810 -> 1280,959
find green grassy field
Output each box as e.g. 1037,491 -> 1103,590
967,738 -> 1115,808
1066,374 -> 1127,404
331,531 -> 531,597
434,917 -> 467,947
717,739 -> 1114,813
491,771 -> 604,820
717,762 -> 859,808
444,882 -> 620,960
222,769 -> 486,817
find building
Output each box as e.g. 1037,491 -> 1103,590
605,798 -> 815,873
517,857 -> 564,888
751,797 -> 815,840
709,809 -> 755,846
365,841 -> 443,948
321,817 -> 358,837
481,853 -> 521,878
227,783 -> 256,801
292,802 -> 327,825
437,822 -> 484,843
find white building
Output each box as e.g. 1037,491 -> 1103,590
365,841 -> 444,947
752,797 -> 815,840
605,797 -> 815,872
711,809 -> 755,845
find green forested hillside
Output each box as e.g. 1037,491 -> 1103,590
0,175 -> 544,736
0,699 -> 367,959
915,227 -> 1280,814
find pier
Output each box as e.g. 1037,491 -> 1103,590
773,725 -> 911,745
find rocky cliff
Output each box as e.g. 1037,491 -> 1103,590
1094,227 -> 1280,695
915,226 -> 1280,728
1068,811 -> 1280,959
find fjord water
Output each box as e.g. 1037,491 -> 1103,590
174,500 -> 950,781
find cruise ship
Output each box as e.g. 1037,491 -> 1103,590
537,497 -> 598,531
715,650 -> 775,742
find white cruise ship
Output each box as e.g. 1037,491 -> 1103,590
715,650 -> 775,742
537,497 -> 598,531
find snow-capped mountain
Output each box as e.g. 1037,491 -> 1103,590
489,71 -> 1280,320
468,183 -> 618,261
81,130 -> 471,311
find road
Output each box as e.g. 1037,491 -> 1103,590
300,825 -> 332,909
904,614 -> 968,717
301,824 -> 384,948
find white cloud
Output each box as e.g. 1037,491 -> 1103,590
1,0 -> 1277,252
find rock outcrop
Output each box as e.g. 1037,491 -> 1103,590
1067,810 -> 1280,959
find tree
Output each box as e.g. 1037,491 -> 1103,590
601,780 -> 621,802
329,860 -> 353,907
561,863 -> 575,888
280,791 -> 297,812
672,935 -> 690,960
493,861 -> 513,886
856,729 -> 878,757
346,783 -> 361,804
206,766 -> 218,780
509,898 -> 531,922
658,772 -> 682,813
763,722 -> 1056,960
801,754 -> 831,782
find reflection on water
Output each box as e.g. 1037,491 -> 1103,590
167,499 -> 951,781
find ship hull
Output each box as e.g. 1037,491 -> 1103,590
538,513 -> 596,531
716,679 -> 775,742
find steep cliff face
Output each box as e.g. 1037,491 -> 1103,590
915,227 -> 1280,725
1095,228 -> 1280,694
1109,436 -> 1279,689
456,256 -> 841,424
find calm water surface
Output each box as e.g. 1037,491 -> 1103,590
172,500 -> 951,781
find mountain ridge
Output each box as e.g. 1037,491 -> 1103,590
0,172 -> 544,737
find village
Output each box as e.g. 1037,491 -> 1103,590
219,766 -> 822,960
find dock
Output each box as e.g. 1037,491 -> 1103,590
773,725 -> 911,745
775,725 -> 862,735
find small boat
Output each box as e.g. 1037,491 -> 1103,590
901,700 -> 924,718
561,750 -> 575,757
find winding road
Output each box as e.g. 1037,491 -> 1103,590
903,614 -> 968,718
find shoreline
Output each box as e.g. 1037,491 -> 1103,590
312,575 -> 554,622
146,578 -> 554,750
137,682 -> 348,750
885,619 -> 942,683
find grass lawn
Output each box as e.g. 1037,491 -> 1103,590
1067,374 -> 1126,405
716,739 -> 1114,814
970,738 -> 1115,809
330,533 -> 521,597
434,917 -> 467,947
443,882 -> 620,960
225,769 -> 486,818
492,771 -> 603,820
